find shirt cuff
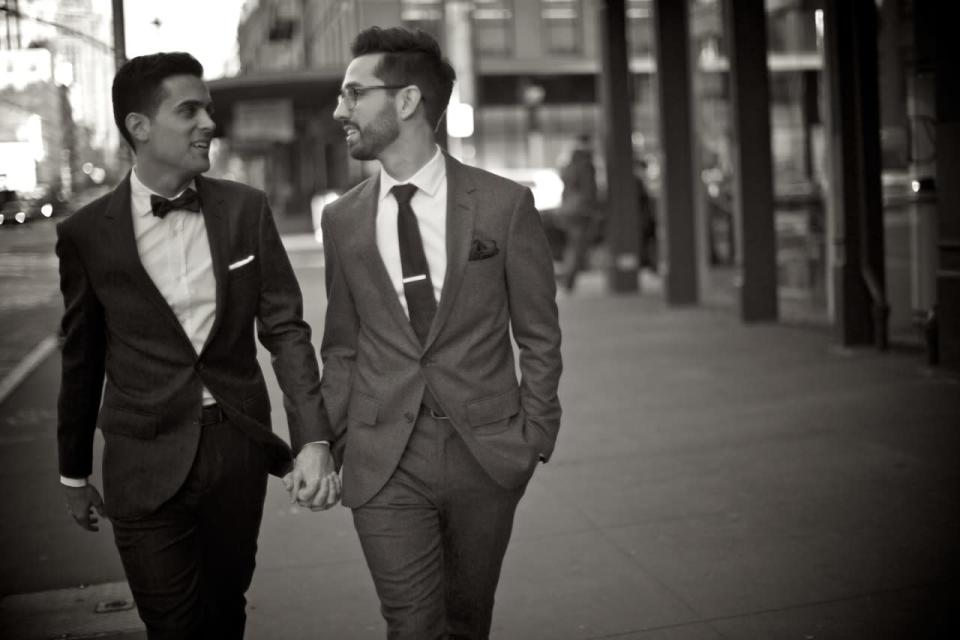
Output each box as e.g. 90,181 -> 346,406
60,475 -> 88,488
301,440 -> 330,451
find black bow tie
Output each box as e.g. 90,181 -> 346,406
151,188 -> 201,219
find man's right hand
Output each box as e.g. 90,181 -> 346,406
63,484 -> 105,531
282,442 -> 340,511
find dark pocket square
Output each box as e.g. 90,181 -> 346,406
469,238 -> 499,261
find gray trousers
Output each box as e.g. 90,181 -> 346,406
352,410 -> 527,640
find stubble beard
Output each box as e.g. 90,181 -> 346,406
347,105 -> 400,161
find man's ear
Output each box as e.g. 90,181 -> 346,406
397,86 -> 424,121
125,112 -> 151,145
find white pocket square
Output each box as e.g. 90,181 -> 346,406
228,255 -> 255,271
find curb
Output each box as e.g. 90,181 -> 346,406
0,335 -> 57,406
0,581 -> 143,640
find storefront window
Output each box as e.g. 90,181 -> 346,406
401,0 -> 444,45
627,0 -> 655,57
541,0 -> 581,55
474,0 -> 513,57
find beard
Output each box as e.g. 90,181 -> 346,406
346,103 -> 400,161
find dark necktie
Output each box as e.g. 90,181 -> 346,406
392,184 -> 437,345
151,188 -> 201,219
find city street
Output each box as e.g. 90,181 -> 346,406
0,219 -> 60,392
1,228 -> 959,639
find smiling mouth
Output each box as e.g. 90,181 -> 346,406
191,141 -> 211,151
343,126 -> 359,142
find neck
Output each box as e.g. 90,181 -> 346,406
379,126 -> 437,182
134,160 -> 195,198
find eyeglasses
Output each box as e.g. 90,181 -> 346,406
337,84 -> 409,109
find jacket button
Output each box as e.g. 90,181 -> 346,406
404,412 -> 415,423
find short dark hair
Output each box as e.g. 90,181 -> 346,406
112,52 -> 204,150
350,26 -> 456,130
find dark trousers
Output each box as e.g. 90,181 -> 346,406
561,212 -> 602,291
111,418 -> 269,640
353,411 -> 527,640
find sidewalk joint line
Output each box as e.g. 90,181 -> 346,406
0,334 -> 58,406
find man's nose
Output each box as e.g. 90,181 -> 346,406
198,109 -> 216,131
333,99 -> 349,121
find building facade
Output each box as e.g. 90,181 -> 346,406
213,0 -> 953,363
0,0 -> 118,195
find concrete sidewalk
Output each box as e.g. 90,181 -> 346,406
2,268 -> 959,639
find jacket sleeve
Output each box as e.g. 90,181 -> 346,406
56,224 -> 106,479
504,188 -> 563,460
318,210 -> 359,454
254,193 -> 334,451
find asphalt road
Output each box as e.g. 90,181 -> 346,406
0,219 -> 61,388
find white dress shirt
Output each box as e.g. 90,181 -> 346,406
376,146 -> 447,316
61,169 -> 218,487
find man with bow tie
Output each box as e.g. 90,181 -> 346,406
55,52 -> 338,639
311,27 -> 562,638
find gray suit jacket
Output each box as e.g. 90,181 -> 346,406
320,154 -> 562,508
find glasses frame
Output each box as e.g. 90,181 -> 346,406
337,84 -> 410,109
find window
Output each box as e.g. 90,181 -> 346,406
474,0 -> 513,56
401,0 -> 444,46
627,0 -> 654,57
541,0 -> 581,55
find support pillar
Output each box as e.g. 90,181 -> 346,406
653,0 -> 698,304
930,0 -> 960,369
823,0 -> 887,347
111,0 -> 126,69
724,0 -> 777,321
598,0 -> 640,293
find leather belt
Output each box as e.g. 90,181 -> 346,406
200,403 -> 225,426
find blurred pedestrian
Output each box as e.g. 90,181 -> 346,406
636,159 -> 658,272
55,51 -> 338,639
315,26 -> 562,638
558,133 -> 599,291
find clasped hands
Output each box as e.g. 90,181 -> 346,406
282,442 -> 341,511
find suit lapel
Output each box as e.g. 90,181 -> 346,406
424,155 -> 476,351
102,173 -> 194,349
196,176 -> 229,355
352,177 -> 421,347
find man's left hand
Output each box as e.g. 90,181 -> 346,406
282,443 -> 340,511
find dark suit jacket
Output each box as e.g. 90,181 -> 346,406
320,154 -> 562,508
56,173 -> 332,519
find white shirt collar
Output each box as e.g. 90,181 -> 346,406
378,146 -> 445,203
130,167 -> 196,217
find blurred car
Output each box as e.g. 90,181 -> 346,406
483,167 -> 564,212
484,167 -> 567,260
0,189 -> 31,227
0,187 -> 69,228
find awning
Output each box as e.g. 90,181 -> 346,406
207,68 -> 344,136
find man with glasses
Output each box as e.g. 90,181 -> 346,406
301,26 -> 562,638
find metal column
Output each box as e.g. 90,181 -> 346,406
111,0 -> 126,69
930,0 -> 960,369
823,0 -> 887,348
724,0 -> 778,321
653,0 -> 698,304
598,0 -> 640,293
